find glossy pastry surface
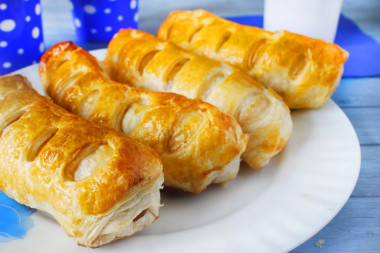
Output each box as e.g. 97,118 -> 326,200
0,74 -> 163,248
104,29 -> 292,169
40,41 -> 248,193
158,9 -> 349,109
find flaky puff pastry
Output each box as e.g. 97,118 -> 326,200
0,74 -> 163,248
104,29 -> 292,169
40,42 -> 248,193
158,9 -> 349,109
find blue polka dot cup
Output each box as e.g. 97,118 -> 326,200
70,0 -> 139,42
0,0 -> 44,75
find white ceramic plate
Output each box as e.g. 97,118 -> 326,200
3,49 -> 360,253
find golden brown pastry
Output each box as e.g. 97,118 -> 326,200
0,74 -> 163,248
104,29 -> 292,170
40,41 -> 248,193
158,9 -> 349,109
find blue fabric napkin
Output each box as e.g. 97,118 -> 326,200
226,15 -> 380,78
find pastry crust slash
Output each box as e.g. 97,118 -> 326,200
40,41 -> 248,193
104,29 -> 292,169
0,74 -> 163,248
158,9 -> 349,109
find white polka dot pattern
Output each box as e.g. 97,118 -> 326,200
35,3 -> 41,15
3,62 -> 11,68
130,0 -> 137,9
84,4 -> 96,14
74,18 -> 81,27
1,19 -> 16,32
0,0 -> 45,74
39,42 -> 44,53
70,0 -> 139,42
32,27 -> 40,38
134,13 -> 139,22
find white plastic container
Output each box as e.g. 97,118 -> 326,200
264,0 -> 343,42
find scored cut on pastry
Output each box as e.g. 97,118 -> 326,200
0,74 -> 164,248
103,29 -> 292,170
40,41 -> 248,194
158,9 -> 349,109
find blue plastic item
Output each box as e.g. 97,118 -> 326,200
70,0 -> 138,42
0,0 -> 44,75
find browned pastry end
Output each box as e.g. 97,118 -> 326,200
40,41 -> 248,193
0,74 -> 163,248
158,9 -> 349,109
103,29 -> 292,169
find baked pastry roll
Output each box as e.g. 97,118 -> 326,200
0,74 -> 163,248
158,9 -> 349,109
104,29 -> 292,169
40,41 -> 248,193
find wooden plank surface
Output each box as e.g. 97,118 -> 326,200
332,78 -> 380,108
36,0 -> 380,252
351,146 -> 380,198
293,198 -> 380,253
342,108 -> 380,145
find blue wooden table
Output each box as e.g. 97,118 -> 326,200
39,0 -> 380,252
